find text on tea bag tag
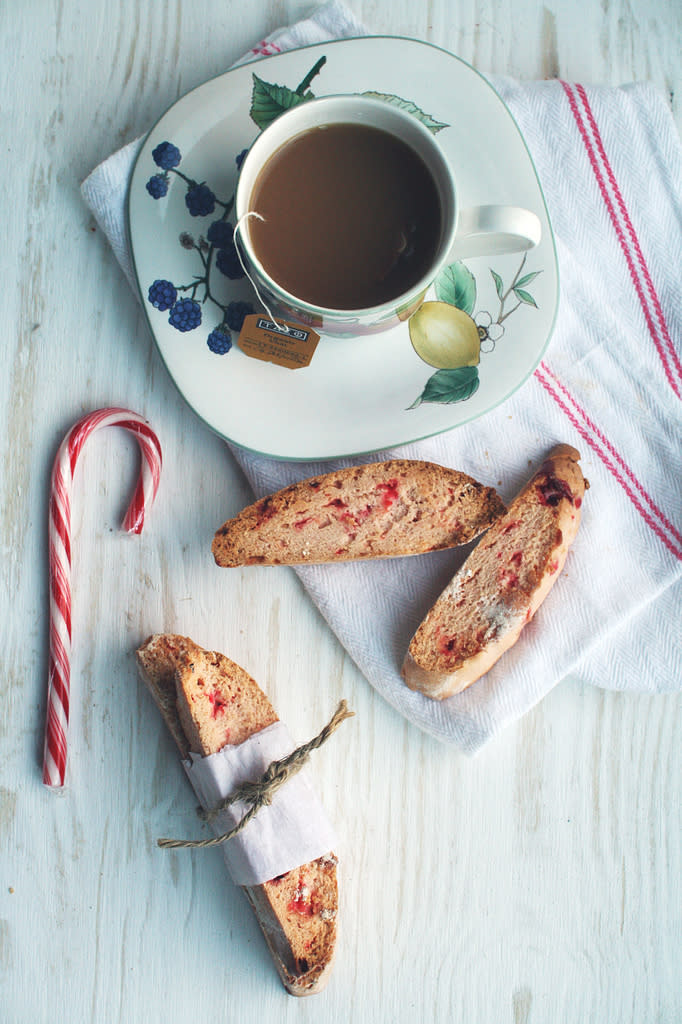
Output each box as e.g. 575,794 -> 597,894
237,315 -> 320,369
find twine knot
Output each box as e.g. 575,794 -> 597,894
157,699 -> 353,851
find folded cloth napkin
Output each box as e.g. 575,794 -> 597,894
82,0 -> 681,754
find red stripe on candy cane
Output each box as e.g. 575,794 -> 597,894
534,364 -> 682,562
43,408 -> 162,788
561,81 -> 681,399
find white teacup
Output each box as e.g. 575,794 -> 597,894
235,95 -> 541,336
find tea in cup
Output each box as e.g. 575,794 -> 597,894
235,95 -> 540,335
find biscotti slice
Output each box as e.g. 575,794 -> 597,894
212,459 -> 506,567
402,445 -> 587,700
136,634 -> 339,996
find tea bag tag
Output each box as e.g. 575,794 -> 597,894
237,314 -> 320,369
232,212 -> 321,369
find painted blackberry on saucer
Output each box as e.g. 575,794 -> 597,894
144,140 -> 253,355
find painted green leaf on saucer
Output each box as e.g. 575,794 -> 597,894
434,261 -> 477,313
408,366 -> 480,408
250,75 -> 312,129
361,90 -> 449,132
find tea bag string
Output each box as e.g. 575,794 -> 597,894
157,699 -> 354,851
233,213 -> 292,334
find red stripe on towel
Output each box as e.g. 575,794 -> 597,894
540,361 -> 682,547
534,363 -> 682,561
574,83 -> 682,387
561,81 -> 681,399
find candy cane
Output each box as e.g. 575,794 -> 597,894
43,408 -> 162,788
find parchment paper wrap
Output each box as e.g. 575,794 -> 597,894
183,722 -> 338,886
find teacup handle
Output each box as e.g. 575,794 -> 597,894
451,205 -> 542,258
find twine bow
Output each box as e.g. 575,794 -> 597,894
157,700 -> 354,850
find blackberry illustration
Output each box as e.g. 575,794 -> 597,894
225,300 -> 255,332
216,242 -> 245,279
207,326 -> 233,354
143,134 -> 272,345
206,219 -> 234,249
152,141 -> 181,170
147,279 -> 177,311
185,183 -> 216,217
146,174 -> 169,199
168,297 -> 202,332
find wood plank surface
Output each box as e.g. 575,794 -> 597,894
1,1 -> 680,1022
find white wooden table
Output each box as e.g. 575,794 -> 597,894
2,2 -> 680,1021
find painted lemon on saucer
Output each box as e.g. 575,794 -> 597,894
409,301 -> 481,368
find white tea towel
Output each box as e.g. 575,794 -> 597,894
81,1 -> 682,754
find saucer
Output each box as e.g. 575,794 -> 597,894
128,36 -> 558,461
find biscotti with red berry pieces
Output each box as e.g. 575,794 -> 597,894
402,445 -> 587,700
212,459 -> 506,567
136,633 -> 339,997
